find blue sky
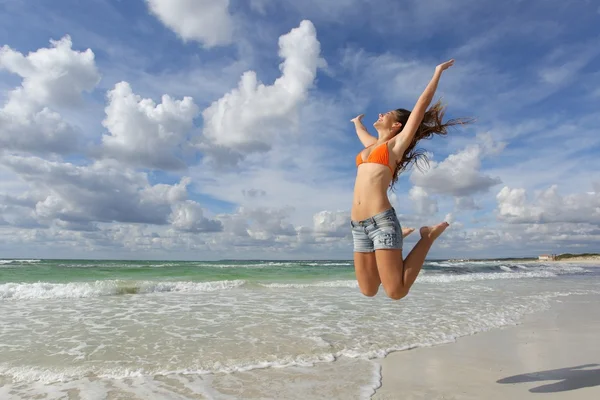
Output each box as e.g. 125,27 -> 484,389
0,0 -> 599,260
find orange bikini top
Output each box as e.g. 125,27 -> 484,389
356,142 -> 393,173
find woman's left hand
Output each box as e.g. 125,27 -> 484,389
435,59 -> 455,73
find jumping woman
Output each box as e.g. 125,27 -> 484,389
350,59 -> 470,300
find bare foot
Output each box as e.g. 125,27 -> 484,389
402,227 -> 415,238
420,222 -> 450,242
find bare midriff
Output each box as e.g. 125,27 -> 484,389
351,163 -> 394,221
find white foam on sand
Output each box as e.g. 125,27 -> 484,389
0,279 -> 246,300
0,358 -> 381,400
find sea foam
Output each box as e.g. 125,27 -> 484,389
0,280 -> 245,300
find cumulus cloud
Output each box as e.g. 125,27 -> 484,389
217,212 -> 251,238
0,191 -> 46,228
1,223 -> 199,255
197,207 -> 352,254
100,82 -> 200,170
313,210 -> 349,238
0,205 -> 43,229
199,20 -> 324,163
242,207 -> 297,240
209,206 -> 299,251
439,220 -> 600,258
454,196 -> 480,211
0,108 -> 80,154
0,36 -> 99,109
208,207 -> 353,253
0,36 -> 100,154
409,186 -> 438,216
0,155 -> 219,231
169,201 -> 222,233
410,133 -> 504,199
146,0 -> 234,47
496,184 -> 600,225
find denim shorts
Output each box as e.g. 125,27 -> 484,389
351,208 -> 403,252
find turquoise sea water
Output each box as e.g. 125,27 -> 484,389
1,258 -> 599,399
0,259 -> 355,287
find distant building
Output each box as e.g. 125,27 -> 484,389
538,254 -> 557,261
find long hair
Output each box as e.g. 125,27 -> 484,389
390,99 -> 473,189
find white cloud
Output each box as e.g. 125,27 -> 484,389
189,160 -> 353,229
241,207 -> 297,240
203,207 -> 353,253
205,206 -> 302,252
100,81 -> 200,170
496,184 -> 600,225
439,220 -> 600,258
313,210 -> 350,238
0,35 -> 99,110
187,82 -> 357,243
496,187 -> 527,221
146,0 -> 234,48
0,223 -> 210,256
0,108 -> 79,155
169,201 -> 222,233
0,155 -> 220,231
0,36 -> 100,155
199,20 -> 324,162
409,187 -> 438,216
0,196 -> 44,229
217,212 -> 251,238
454,196 -> 480,211
410,133 -> 504,198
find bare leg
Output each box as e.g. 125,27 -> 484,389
353,252 -> 381,297
375,222 -> 449,299
402,222 -> 449,288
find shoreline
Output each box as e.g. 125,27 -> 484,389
486,257 -> 600,265
373,293 -> 600,399
545,257 -> 600,264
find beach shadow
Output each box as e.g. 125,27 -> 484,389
497,364 -> 600,393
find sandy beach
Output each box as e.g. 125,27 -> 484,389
373,293 -> 600,400
552,256 -> 600,265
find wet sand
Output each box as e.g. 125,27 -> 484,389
373,294 -> 600,400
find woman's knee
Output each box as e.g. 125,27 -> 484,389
359,284 -> 379,297
385,286 -> 408,300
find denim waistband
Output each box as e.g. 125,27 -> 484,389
350,207 -> 396,227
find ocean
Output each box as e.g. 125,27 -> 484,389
1,258 -> 599,399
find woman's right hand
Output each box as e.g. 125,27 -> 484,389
350,114 -> 364,123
